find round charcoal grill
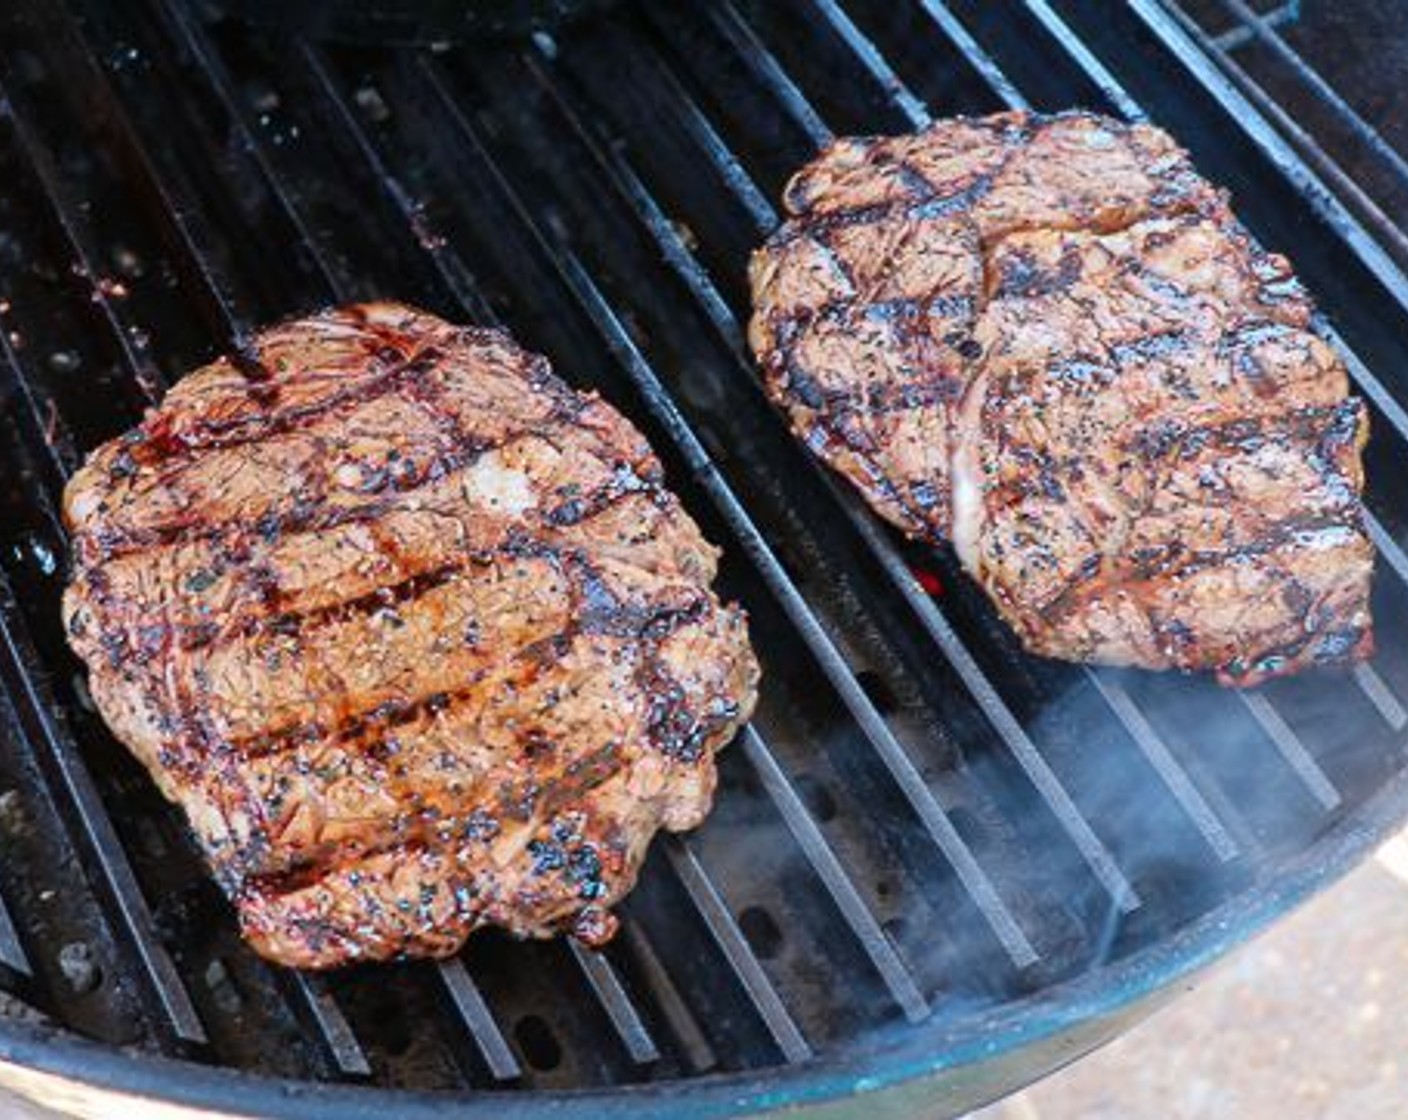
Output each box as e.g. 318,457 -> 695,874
2,1 -> 1408,1116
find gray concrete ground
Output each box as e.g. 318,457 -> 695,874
974,829 -> 1408,1119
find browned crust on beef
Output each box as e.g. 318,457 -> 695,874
63,302 -> 759,968
750,110 -> 1373,685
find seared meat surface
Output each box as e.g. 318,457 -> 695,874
63,302 -> 758,969
750,110 -> 1373,685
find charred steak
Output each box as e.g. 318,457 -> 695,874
750,110 -> 1373,685
62,302 -> 759,969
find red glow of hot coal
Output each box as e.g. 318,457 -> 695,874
913,568 -> 943,596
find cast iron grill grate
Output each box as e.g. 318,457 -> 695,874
0,0 -> 1407,1112
1167,0 -> 1408,270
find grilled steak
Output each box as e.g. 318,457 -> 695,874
62,302 -> 759,969
750,110 -> 1373,685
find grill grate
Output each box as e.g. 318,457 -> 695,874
1169,0 -> 1408,270
0,584 -> 206,1045
0,882 -> 29,979
0,0 -> 1407,1111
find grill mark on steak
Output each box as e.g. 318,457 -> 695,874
189,562 -> 465,652
75,380 -> 577,564
128,314 -> 576,475
63,302 -> 759,968
751,110 -> 1374,684
1034,513 -> 1362,629
222,575 -> 712,769
78,443 -> 478,563
76,444 -> 468,564
231,708 -> 722,961
130,343 -> 447,471
83,466 -> 664,659
237,735 -> 629,891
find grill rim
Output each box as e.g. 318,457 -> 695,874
5,758 -> 1408,1116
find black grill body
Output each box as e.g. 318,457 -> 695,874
1,1 -> 1408,1116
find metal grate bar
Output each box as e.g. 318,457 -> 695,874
1367,514 -> 1408,591
741,725 -> 932,1018
916,0 -> 1031,110
589,23 -> 778,234
1020,0 -> 1145,121
298,46 -> 497,325
1015,0 -> 1402,771
700,1 -> 833,147
0,83 -> 167,467
1316,321 -> 1408,447
23,0 -> 254,346
664,840 -> 812,1064
0,881 -> 31,977
0,308 -> 73,496
408,49 -> 1043,963
283,973 -> 372,1078
1353,665 -> 1408,733
1214,0 -> 1408,194
0,580 -> 206,1044
1160,1 -> 1408,267
1355,512 -> 1408,728
567,942 -> 661,1066
599,138 -> 752,357
1361,513 -> 1408,728
803,0 -> 932,127
1090,663 -> 1245,857
1087,676 -> 1239,861
1241,694 -> 1341,810
0,80 -> 165,404
618,921 -> 717,1073
0,95 -> 106,491
1124,0 -> 1408,318
1211,1 -> 1297,51
151,0 -> 345,300
531,38 -> 1140,913
434,960 -> 523,1083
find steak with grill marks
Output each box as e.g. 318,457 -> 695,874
62,302 -> 759,969
750,110 -> 1374,685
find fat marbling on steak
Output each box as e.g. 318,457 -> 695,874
749,110 -> 1373,686
62,302 -> 759,969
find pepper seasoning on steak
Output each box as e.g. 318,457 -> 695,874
63,302 -> 759,969
750,110 -> 1373,685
